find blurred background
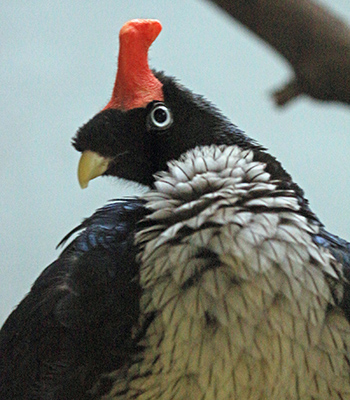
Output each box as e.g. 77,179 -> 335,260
1,0 -> 350,324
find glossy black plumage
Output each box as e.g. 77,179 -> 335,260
0,199 -> 147,400
73,72 -> 261,187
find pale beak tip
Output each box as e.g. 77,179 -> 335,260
79,180 -> 89,189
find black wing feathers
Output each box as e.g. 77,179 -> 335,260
315,228 -> 350,321
0,199 -> 146,400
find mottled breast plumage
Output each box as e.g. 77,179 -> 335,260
102,145 -> 350,400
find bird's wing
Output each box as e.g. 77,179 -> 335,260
314,228 -> 350,321
0,199 -> 146,400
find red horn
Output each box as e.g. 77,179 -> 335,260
104,19 -> 164,111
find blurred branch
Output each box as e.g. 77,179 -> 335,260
209,0 -> 350,106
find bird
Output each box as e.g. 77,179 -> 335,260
1,18 -> 350,400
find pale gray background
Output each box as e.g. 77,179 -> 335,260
1,0 -> 350,324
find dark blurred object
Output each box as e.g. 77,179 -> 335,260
209,0 -> 350,106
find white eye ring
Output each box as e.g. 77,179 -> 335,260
148,103 -> 173,131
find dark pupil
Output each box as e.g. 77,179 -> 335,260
154,108 -> 167,123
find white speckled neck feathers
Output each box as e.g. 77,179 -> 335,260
108,145 -> 350,400
139,145 -> 308,247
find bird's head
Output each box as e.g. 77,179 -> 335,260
72,19 -> 283,189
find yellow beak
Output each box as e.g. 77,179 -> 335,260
77,150 -> 111,189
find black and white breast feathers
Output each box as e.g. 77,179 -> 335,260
98,145 -> 350,400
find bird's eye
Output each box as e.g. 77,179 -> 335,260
147,103 -> 173,131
